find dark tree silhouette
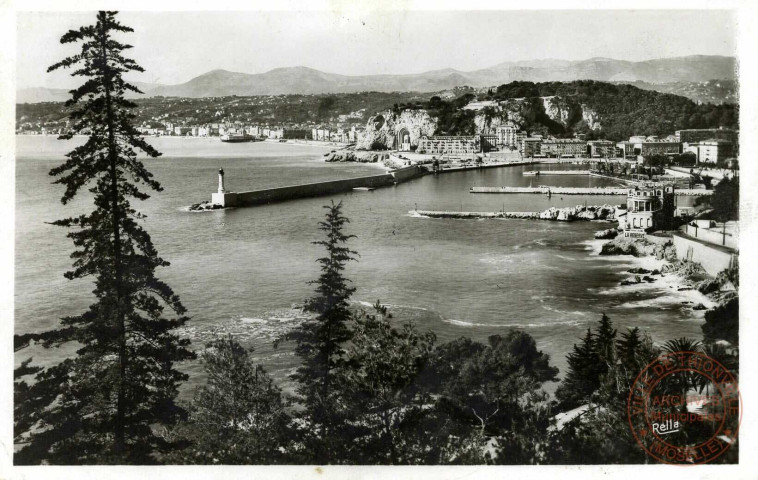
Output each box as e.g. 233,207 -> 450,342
279,200 -> 358,463
14,11 -> 194,464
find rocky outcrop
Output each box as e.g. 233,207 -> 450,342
324,149 -> 389,164
581,105 -> 602,131
474,98 -> 532,134
189,201 -> 224,211
542,96 -> 570,125
356,110 -> 436,151
600,236 -> 657,257
473,96 -> 602,135
594,227 -> 619,239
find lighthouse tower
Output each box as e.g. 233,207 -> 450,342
218,168 -> 226,193
211,167 -> 236,207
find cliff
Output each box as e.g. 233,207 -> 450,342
356,109 -> 437,150
473,96 -> 600,136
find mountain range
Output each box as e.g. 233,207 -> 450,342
18,55 -> 737,103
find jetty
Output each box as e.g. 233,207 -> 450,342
412,204 -> 618,222
422,159 -> 537,174
523,170 -> 591,176
208,165 -> 426,208
470,186 -> 712,196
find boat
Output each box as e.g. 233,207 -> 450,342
524,170 -> 540,176
220,133 -> 254,143
352,187 -> 375,192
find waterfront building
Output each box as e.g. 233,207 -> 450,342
618,184 -> 676,237
478,134 -> 498,153
639,141 -> 681,156
616,140 -> 681,158
675,127 -> 738,146
683,139 -> 734,164
541,139 -> 586,157
284,128 -> 311,140
417,135 -> 478,155
520,137 -> 542,157
616,141 -> 636,159
588,140 -> 616,158
495,124 -> 518,148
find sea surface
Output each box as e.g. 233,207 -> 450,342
15,136 -> 709,397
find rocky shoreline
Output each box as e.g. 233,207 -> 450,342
598,234 -> 737,306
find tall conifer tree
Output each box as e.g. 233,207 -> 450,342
14,11 -> 194,464
280,200 -> 357,463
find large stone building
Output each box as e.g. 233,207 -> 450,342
616,140 -> 681,158
587,140 -> 616,158
520,137 -> 542,157
495,124 -> 518,149
618,184 -> 676,237
683,139 -> 734,164
540,139 -> 587,157
417,136 -> 478,155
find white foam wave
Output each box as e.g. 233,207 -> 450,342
240,317 -> 267,324
443,318 -> 582,328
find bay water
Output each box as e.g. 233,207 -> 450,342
15,136 -> 709,396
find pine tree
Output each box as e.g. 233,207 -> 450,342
594,313 -> 617,367
340,303 -> 436,464
167,336 -> 290,464
279,200 -> 358,463
14,11 -> 194,464
616,327 -> 643,372
555,328 -> 597,409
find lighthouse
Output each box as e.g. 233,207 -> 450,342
211,167 -> 236,207
218,168 -> 226,193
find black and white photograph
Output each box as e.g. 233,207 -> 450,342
2,2 -> 756,478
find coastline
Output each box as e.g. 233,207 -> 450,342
588,236 -> 718,318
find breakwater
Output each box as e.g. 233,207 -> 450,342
210,165 -> 426,207
427,160 -> 537,174
523,170 -> 591,176
470,186 -> 712,196
414,204 -> 618,222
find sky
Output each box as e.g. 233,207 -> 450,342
16,10 -> 737,90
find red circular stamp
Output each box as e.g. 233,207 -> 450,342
627,351 -> 741,465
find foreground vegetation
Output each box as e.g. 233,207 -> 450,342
13,11 -> 739,466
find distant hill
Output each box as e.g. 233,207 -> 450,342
139,55 -> 736,98
16,81 -> 162,104
618,79 -> 737,105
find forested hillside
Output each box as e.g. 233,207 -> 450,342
18,81 -> 737,142
488,80 -> 738,140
